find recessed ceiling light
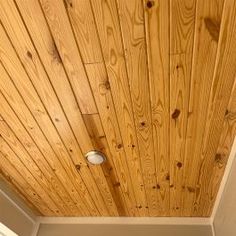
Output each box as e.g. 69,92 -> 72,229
85,150 -> 106,165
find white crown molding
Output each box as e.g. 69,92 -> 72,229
36,216 -> 211,225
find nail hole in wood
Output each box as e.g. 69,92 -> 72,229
172,109 -> 181,119
187,186 -> 195,193
114,182 -> 120,187
75,164 -> 81,171
104,80 -> 110,90
27,51 -> 33,59
166,174 -> 170,181
177,162 -> 183,168
225,109 -> 229,116
215,153 -> 222,163
146,1 -> 154,8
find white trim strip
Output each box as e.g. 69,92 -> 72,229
37,217 -> 211,225
31,221 -> 40,236
210,137 -> 236,223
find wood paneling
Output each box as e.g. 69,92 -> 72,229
144,0 -> 170,216
169,0 -> 196,216
0,0 -> 235,217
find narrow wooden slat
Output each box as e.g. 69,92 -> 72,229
0,92 -> 87,216
204,81 -> 236,215
0,138 -> 60,215
181,0 -> 225,216
0,20 -> 97,214
118,0 -> 160,215
0,71 -> 92,214
65,0 -> 103,63
0,40 -> 93,215
0,153 -> 50,215
83,114 -> 128,216
169,0 -> 196,215
14,0 -> 118,216
192,0 -> 236,215
0,116 -> 75,216
90,0 -> 149,215
0,5 -> 105,216
85,62 -> 139,216
170,0 -> 196,54
14,0 -> 92,153
143,0 -> 170,215
38,0 -> 97,114
169,54 -> 193,215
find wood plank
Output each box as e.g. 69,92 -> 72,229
14,0 -> 118,216
169,54 -> 193,215
0,115 -> 76,216
0,138 -> 60,215
169,0 -> 196,215
192,0 -> 236,216
0,79 -> 88,214
15,0 -> 94,152
85,62 -> 139,216
83,114 -> 128,216
0,4 -> 116,215
181,0 -> 225,216
90,0 -> 148,216
170,0 -> 196,54
0,91 -> 88,216
67,0 -> 147,215
64,0 -> 103,63
0,42 -> 95,216
143,0 -> 170,215
38,0 -> 97,114
204,81 -> 236,215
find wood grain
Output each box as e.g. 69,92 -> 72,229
0,1 -> 118,216
0,0 -> 235,217
181,0 -> 225,216
143,0 -> 170,215
169,0 -> 196,215
169,54 -> 192,215
65,0 -> 103,63
85,62 -> 139,216
170,0 -> 196,54
90,0 -> 148,216
0,74 -> 89,216
0,116 -> 75,216
83,113 -> 128,216
204,81 -> 236,215
38,0 -> 97,114
192,0 -> 236,216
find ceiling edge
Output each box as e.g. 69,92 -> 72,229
36,216 -> 211,225
210,137 -> 236,223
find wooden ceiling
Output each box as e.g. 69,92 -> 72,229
0,0 -> 236,217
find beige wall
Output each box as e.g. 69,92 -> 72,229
37,224 -> 212,236
0,180 -> 37,236
214,153 -> 236,236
